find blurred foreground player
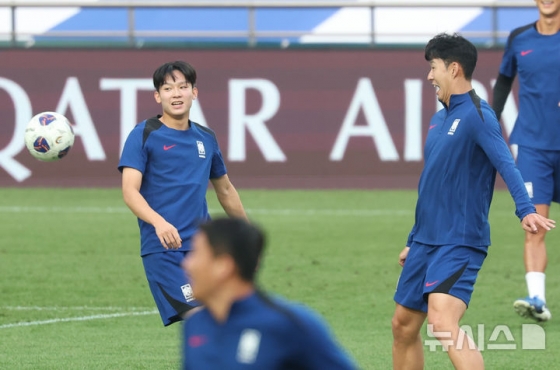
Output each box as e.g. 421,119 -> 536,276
492,0 -> 560,322
392,33 -> 555,370
181,218 -> 358,369
119,61 -> 247,326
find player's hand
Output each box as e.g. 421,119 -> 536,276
154,220 -> 182,249
521,213 -> 556,234
398,246 -> 410,267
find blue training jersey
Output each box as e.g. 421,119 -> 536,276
182,291 -> 358,370
118,116 -> 227,256
407,91 -> 535,247
498,22 -> 560,150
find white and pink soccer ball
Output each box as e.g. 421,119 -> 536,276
24,112 -> 75,162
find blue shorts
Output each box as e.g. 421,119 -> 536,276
394,242 -> 487,312
517,145 -> 560,205
142,251 -> 200,326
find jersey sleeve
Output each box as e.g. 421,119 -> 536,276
292,305 -> 358,370
492,32 -> 518,120
406,224 -> 417,246
209,136 -> 227,179
472,112 -> 535,220
492,73 -> 514,121
498,33 -> 518,79
118,125 -> 148,174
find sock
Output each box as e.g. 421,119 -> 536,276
526,272 -> 546,303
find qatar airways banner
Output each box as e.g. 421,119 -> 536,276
0,49 -> 517,188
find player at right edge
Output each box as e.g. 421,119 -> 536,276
492,0 -> 560,322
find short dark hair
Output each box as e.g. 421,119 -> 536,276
424,33 -> 477,80
152,61 -> 197,90
199,218 -> 264,282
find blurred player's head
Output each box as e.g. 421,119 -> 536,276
183,218 -> 265,301
424,33 -> 477,80
153,61 -> 197,91
535,0 -> 560,18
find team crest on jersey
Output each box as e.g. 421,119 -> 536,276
448,119 -> 460,135
196,140 -> 206,158
236,329 -> 261,364
181,283 -> 195,302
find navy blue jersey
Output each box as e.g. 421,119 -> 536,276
498,23 -> 560,150
182,292 -> 358,370
407,91 -> 535,247
118,117 -> 226,256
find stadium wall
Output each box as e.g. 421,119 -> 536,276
0,49 -> 516,189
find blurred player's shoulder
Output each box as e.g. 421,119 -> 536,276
183,306 -> 205,320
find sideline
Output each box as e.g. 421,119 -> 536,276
0,206 -> 413,216
0,310 -> 158,329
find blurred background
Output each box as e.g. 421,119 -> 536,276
0,0 -> 531,189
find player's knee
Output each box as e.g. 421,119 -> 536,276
392,313 -> 418,343
426,314 -> 456,340
525,231 -> 547,245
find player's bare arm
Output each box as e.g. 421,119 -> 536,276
122,167 -> 182,249
398,246 -> 410,267
521,213 -> 556,234
210,174 -> 248,220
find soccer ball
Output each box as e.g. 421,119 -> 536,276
24,112 -> 75,162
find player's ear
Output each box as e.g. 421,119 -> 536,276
450,62 -> 462,79
215,254 -> 235,279
154,90 -> 162,104
193,86 -> 198,100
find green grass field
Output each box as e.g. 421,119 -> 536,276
1,188 -> 559,369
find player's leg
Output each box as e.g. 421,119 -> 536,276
514,146 -> 552,321
424,245 -> 486,369
142,251 -> 200,326
392,242 -> 429,369
515,208 -> 551,321
392,304 -> 426,370
427,293 -> 483,370
524,203 -> 549,292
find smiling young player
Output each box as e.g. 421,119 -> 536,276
391,33 -> 555,370
492,0 -> 560,322
118,61 -> 247,326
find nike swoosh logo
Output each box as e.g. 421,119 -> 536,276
520,50 -> 533,56
429,125 -> 437,130
425,281 -> 439,287
188,335 -> 207,348
163,144 -> 176,151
